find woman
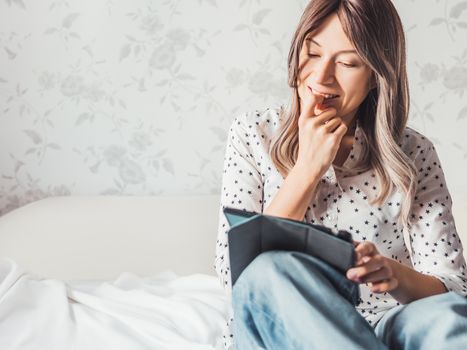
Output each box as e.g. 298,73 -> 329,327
214,0 -> 467,349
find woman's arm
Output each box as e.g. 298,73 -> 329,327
263,164 -> 321,221
265,88 -> 348,221
347,241 -> 448,305
214,112 -> 264,293
388,259 -> 447,304
347,137 -> 466,304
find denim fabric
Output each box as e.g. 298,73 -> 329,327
374,290 -> 467,350
232,250 -> 467,350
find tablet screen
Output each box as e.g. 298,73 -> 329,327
223,206 -> 258,227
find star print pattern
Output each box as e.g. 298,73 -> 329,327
214,104 -> 467,350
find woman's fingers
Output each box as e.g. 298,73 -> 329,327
298,87 -> 326,130
360,267 -> 392,283
322,117 -> 342,132
302,86 -> 325,117
346,256 -> 398,294
346,249 -> 400,293
348,255 -> 385,279
333,122 -> 348,137
355,241 -> 378,262
370,277 -> 399,293
313,107 -> 337,123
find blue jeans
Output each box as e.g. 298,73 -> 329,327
232,250 -> 467,349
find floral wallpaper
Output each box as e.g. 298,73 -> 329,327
0,0 -> 466,216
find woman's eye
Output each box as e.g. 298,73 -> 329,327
306,54 -> 356,68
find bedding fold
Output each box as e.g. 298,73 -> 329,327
0,258 -> 228,350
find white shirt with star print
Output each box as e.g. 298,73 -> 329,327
214,103 -> 467,350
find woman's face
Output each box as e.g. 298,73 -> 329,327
297,12 -> 374,123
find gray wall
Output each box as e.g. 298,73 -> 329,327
1,0 -> 466,215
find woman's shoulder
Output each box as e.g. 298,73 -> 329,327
400,125 -> 437,161
230,103 -> 286,144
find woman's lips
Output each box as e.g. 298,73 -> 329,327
322,96 -> 339,103
309,86 -> 340,98
307,86 -> 340,110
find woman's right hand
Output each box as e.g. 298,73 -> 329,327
296,86 -> 348,179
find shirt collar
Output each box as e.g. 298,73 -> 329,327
343,117 -> 363,169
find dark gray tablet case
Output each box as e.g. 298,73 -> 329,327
223,206 -> 359,305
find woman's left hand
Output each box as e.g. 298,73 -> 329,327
346,240 -> 399,293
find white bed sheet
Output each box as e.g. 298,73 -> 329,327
0,258 -> 229,350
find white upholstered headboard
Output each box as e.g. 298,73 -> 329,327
0,193 -> 466,281
0,195 -> 220,280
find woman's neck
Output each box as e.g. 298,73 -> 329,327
332,118 -> 358,168
344,118 -> 358,137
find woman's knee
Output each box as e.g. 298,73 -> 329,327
234,250 -> 340,292
405,291 -> 467,313
236,251 -> 291,287
394,292 -> 467,331
376,291 -> 467,349
232,251 -> 289,307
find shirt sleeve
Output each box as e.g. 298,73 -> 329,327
407,139 -> 467,296
214,111 -> 264,296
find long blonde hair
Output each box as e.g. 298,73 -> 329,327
269,0 -> 417,230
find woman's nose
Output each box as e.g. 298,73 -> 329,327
314,61 -> 335,85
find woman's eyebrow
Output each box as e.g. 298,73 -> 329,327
308,38 -> 357,54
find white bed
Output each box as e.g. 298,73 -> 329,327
0,195 -> 228,350
0,193 -> 466,349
